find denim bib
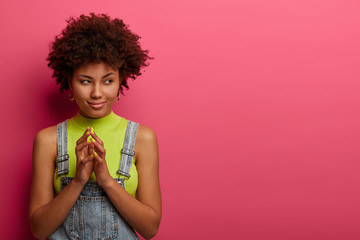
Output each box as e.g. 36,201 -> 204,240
50,120 -> 139,240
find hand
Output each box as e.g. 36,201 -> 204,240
89,130 -> 112,187
73,128 -> 94,185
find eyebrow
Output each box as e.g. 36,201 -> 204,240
79,72 -> 115,79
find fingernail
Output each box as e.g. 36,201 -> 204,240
91,154 -> 94,158
94,151 -> 98,156
91,138 -> 96,143
86,131 -> 90,135
90,127 -> 94,134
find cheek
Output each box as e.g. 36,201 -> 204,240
106,88 -> 119,99
72,88 -> 88,101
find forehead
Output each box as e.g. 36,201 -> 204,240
74,62 -> 117,76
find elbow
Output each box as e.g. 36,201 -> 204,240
142,226 -> 159,240
29,215 -> 48,240
140,216 -> 161,240
30,225 -> 47,240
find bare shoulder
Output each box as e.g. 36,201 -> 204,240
33,125 -> 57,161
34,125 -> 57,141
135,124 -> 158,162
136,124 -> 158,144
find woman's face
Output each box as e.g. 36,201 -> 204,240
71,62 -> 120,118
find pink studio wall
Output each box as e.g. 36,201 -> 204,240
1,0 -> 359,239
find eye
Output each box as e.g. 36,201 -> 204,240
80,80 -> 91,85
104,79 -> 113,85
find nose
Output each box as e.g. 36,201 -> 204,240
90,83 -> 103,99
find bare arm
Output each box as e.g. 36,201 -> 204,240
29,127 -> 94,239
91,124 -> 162,239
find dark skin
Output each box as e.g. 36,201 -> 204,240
29,62 -> 161,240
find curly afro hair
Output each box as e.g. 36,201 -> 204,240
47,13 -> 152,93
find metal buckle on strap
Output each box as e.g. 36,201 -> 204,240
121,148 -> 135,156
116,178 -> 125,184
57,154 -> 69,162
57,169 -> 69,176
117,170 -> 131,178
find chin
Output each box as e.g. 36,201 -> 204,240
91,112 -> 108,118
80,109 -> 110,119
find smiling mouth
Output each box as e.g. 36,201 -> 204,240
88,101 -> 106,109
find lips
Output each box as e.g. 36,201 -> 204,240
88,101 -> 106,109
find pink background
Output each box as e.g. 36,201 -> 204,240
1,0 -> 360,239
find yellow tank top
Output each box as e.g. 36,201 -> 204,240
54,111 -> 138,197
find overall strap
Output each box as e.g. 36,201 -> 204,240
117,120 -> 139,178
56,120 -> 69,176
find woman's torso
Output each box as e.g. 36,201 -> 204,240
53,111 -> 138,197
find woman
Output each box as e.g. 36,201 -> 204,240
29,13 -> 161,240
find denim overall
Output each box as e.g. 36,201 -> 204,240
50,120 -> 140,240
